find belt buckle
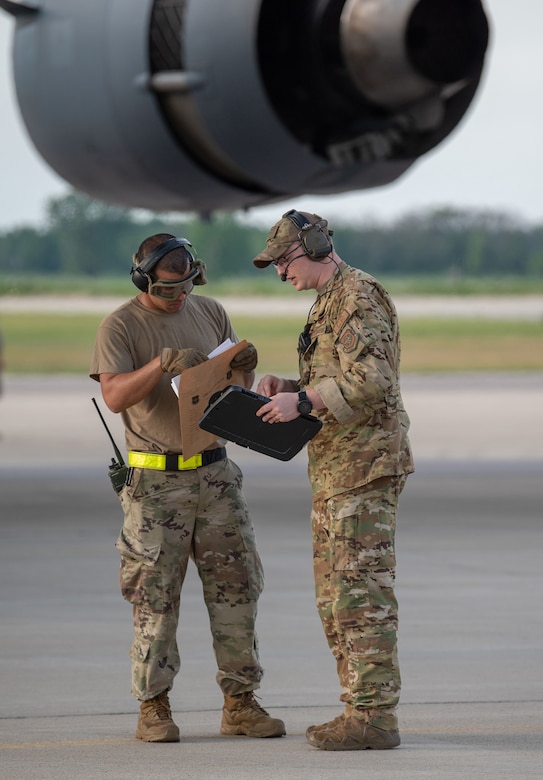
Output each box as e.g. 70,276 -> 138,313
178,453 -> 203,470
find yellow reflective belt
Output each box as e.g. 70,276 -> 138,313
128,451 -> 203,470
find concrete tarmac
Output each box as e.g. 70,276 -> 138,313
0,374 -> 542,779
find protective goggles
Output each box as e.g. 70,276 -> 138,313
148,267 -> 199,300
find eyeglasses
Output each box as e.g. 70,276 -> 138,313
148,278 -> 194,300
272,244 -> 305,268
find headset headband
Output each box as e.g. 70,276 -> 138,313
285,210 -> 312,232
138,237 -> 194,276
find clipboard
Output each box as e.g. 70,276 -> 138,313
199,385 -> 322,461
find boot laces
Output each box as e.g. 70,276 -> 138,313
150,693 -> 172,721
238,692 -> 267,716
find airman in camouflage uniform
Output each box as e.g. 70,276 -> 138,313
90,233 -> 285,743
253,211 -> 414,751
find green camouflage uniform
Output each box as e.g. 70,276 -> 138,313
299,262 -> 414,730
90,294 -> 265,702
117,459 -> 264,700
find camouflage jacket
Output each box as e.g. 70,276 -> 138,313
299,261 -> 414,500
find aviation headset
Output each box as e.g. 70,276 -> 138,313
130,236 -> 207,292
283,209 -> 334,260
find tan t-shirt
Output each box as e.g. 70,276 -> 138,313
90,294 -> 237,453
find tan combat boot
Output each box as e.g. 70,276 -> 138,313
136,691 -> 180,742
306,715 -> 400,751
221,692 -> 286,738
306,712 -> 347,737
306,703 -> 356,737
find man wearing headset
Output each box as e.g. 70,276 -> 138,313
90,233 -> 285,743
253,211 -> 414,751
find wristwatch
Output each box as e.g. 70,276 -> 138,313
297,390 -> 313,416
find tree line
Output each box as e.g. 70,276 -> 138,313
0,191 -> 542,278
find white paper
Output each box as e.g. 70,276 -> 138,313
207,338 -> 234,359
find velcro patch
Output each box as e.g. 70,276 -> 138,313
338,326 -> 358,353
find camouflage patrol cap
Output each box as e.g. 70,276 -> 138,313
252,210 -> 331,268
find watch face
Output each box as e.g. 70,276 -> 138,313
297,391 -> 312,416
298,400 -> 313,415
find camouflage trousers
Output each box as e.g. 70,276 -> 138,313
311,475 -> 406,731
116,458 -> 264,701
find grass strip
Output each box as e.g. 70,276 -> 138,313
1,313 -> 542,374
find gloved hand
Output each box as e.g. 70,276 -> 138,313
230,342 -> 258,372
160,347 -> 208,374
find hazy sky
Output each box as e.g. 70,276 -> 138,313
0,0 -> 541,230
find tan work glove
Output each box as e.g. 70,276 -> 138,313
230,342 -> 258,372
160,347 -> 208,374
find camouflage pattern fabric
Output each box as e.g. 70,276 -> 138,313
116,458 -> 264,701
298,262 -> 413,729
299,261 -> 414,501
311,475 -> 405,731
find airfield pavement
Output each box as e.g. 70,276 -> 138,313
0,295 -> 542,779
2,292 -> 543,319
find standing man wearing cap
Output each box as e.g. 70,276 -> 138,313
90,233 -> 285,743
253,210 -> 414,751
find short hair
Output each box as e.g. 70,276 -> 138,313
135,233 -> 192,277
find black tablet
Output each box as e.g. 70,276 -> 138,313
199,385 -> 322,461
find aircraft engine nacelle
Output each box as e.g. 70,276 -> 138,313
1,0 -> 489,215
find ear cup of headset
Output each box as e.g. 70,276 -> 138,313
130,265 -> 151,292
283,210 -> 333,260
300,222 -> 333,259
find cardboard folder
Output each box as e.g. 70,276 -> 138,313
199,385 -> 322,461
176,341 -> 249,459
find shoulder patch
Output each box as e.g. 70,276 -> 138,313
338,325 -> 359,353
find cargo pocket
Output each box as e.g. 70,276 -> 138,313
115,529 -> 162,607
330,500 -> 391,573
